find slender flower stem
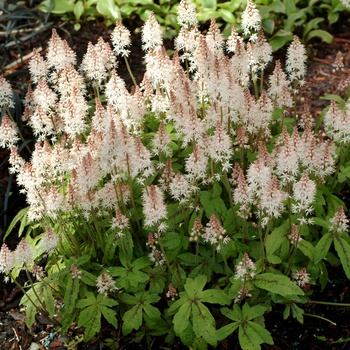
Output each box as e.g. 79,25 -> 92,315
223,171 -> 237,229
6,109 -> 32,153
258,209 -> 266,272
329,142 -> 350,192
157,235 -> 182,290
124,56 -> 137,87
304,313 -> 337,326
308,300 -> 350,307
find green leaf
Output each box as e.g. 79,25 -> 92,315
73,0 -> 84,20
178,253 -> 198,266
254,273 -> 304,296
100,297 -> 119,308
320,94 -> 346,104
202,0 -> 217,10
338,165 -> 350,183
283,305 -> 291,320
298,239 -> 315,260
291,303 -> 304,324
303,17 -> 324,36
220,304 -> 242,322
80,270 -> 97,286
245,322 -> 274,347
132,256 -> 152,270
99,304 -> 118,328
201,288 -> 231,305
244,304 -> 267,321
39,0 -> 75,13
179,326 -> 196,346
285,0 -> 297,16
216,322 -> 239,341
192,302 -> 217,346
118,293 -> 137,305
284,11 -> 306,32
305,29 -> 333,44
129,269 -> 149,287
312,217 -> 329,229
200,191 -> 227,219
266,222 -> 289,264
143,304 -> 162,322
143,291 -> 160,304
328,11 -> 339,24
122,303 -> 143,335
217,9 -> 235,23
269,30 -> 294,51
173,302 -> 191,335
334,236 -> 350,278
96,0 -> 120,21
238,322 -> 262,350
197,9 -> 220,21
162,232 -> 182,260
21,291 -> 37,328
262,18 -> 275,35
60,309 -> 78,334
268,1 -> 285,13
77,305 -> 101,341
314,232 -> 333,263
3,206 -> 29,240
318,260 -> 329,291
43,284 -> 55,317
64,275 -> 80,313
184,275 -> 207,299
168,293 -> 189,313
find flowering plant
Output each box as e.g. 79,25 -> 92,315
1,0 -> 350,349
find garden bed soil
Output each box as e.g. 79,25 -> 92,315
1,13 -> 350,350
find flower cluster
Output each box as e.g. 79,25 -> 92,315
0,1 -> 347,345
329,206 -> 349,233
291,267 -> 310,287
202,215 -> 230,251
0,238 -> 36,280
234,253 -> 256,281
96,273 -> 118,296
146,233 -> 166,266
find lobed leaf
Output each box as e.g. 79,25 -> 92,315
122,303 -> 143,335
314,232 -> 333,264
201,288 -> 231,305
334,236 -> 350,279
192,302 -> 217,346
184,275 -> 207,299
99,305 -> 118,328
173,302 -> 191,336
216,322 -> 239,341
77,305 -> 101,341
64,275 -> 80,313
254,273 -> 304,296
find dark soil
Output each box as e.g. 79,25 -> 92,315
1,5 -> 350,350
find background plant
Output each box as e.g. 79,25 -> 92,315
36,0 -> 349,48
0,0 -> 350,349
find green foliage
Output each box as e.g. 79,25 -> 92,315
35,0 -> 348,49
259,0 -> 335,50
120,291 -> 161,335
217,303 -> 273,350
20,281 -> 56,328
253,273 -> 304,296
169,275 -> 231,347
76,292 -> 118,341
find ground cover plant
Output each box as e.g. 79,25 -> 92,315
1,0 -> 350,349
34,0 -> 350,47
